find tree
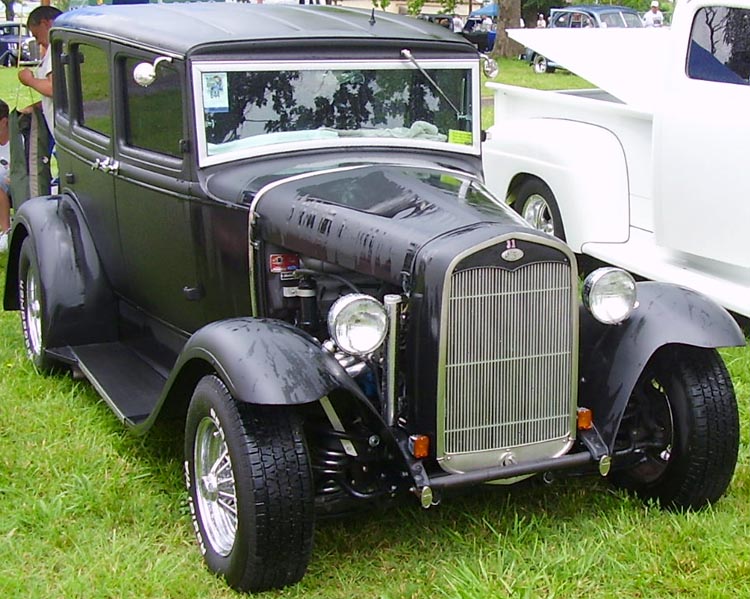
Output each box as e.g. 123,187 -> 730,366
495,0 -> 523,58
2,0 -> 13,21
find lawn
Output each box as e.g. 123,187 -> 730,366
0,63 -> 749,599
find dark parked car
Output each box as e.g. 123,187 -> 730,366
3,3 -> 743,594
0,21 -> 40,67
525,5 -> 643,73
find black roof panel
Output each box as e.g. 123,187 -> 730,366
55,4 -> 474,56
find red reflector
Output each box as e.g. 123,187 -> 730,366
269,253 -> 300,273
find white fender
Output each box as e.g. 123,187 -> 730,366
482,118 -> 629,252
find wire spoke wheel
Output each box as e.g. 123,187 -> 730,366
194,413 -> 238,557
185,375 -> 314,592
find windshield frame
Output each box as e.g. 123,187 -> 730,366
191,58 -> 481,167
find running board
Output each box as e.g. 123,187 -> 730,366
71,342 -> 167,426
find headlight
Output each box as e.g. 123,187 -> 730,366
582,267 -> 637,325
327,294 -> 388,356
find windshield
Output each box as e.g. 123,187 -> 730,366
193,60 -> 478,166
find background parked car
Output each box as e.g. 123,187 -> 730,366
524,5 -> 642,73
462,3 -> 497,52
0,22 -> 40,67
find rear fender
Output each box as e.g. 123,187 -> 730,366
3,194 -> 117,348
578,281 -> 744,451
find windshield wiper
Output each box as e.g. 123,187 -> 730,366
400,49 -> 467,121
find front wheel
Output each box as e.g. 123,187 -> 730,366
512,178 -> 566,240
611,345 -> 739,510
185,375 -> 315,592
18,238 -> 56,372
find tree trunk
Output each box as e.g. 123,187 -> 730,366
494,0 -> 524,58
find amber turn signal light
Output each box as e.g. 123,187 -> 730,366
409,434 -> 430,459
577,407 -> 593,430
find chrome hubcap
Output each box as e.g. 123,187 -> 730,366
522,194 -> 555,235
25,269 -> 43,357
194,411 -> 238,556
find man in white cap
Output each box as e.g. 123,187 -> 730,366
643,1 -> 664,27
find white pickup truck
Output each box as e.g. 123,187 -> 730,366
483,0 -> 750,318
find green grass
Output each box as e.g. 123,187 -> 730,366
1,64 -> 750,599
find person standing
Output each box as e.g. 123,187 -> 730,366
643,1 -> 664,27
18,6 -> 62,138
451,14 -> 464,33
537,13 -> 547,28
0,99 -> 11,252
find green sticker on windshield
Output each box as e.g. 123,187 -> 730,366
448,130 -> 473,145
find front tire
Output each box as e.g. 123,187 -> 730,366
18,238 -> 56,372
512,178 -> 566,240
185,375 -> 314,592
612,346 -> 739,510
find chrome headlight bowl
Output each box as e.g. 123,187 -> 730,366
327,294 -> 388,356
583,267 -> 637,325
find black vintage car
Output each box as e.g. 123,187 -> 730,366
2,3 -> 744,594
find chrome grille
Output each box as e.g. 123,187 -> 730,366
443,261 -> 574,455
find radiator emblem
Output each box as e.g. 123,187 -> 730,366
501,240 -> 524,262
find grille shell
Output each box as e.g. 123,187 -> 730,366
437,236 -> 577,474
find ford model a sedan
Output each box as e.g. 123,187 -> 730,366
2,3 -> 744,593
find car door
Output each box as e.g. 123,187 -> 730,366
653,4 -> 750,269
111,46 -> 206,333
54,35 -> 126,292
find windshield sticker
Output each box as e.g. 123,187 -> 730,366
203,73 -> 229,113
448,130 -> 473,146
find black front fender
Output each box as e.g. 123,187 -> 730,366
168,318 -> 365,408
578,281 -> 744,451
3,195 -> 117,348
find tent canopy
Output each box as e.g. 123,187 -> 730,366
469,4 -> 498,18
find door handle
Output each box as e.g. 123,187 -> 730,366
101,159 -> 119,175
90,157 -> 119,176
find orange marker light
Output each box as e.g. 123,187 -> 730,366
409,434 -> 430,459
577,407 -> 593,430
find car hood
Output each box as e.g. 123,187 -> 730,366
250,163 -> 530,285
509,27 -> 671,110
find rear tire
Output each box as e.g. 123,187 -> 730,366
185,375 -> 315,592
18,238 -> 56,372
533,54 -> 555,74
611,346 -> 739,510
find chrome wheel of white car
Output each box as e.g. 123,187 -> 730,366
521,193 -> 555,235
513,178 -> 566,240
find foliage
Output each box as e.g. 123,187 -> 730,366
372,0 -> 391,11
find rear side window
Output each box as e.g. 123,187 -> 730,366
552,12 -> 571,27
688,6 -> 750,85
123,56 -> 184,158
77,43 -> 112,136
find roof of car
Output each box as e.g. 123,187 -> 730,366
54,4 -> 474,56
552,4 -> 639,14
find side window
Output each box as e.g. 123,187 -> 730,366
687,6 -> 750,85
77,43 -> 112,136
123,56 -> 184,158
52,39 -> 68,118
553,13 -> 570,27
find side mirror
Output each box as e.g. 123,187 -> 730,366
133,56 -> 173,88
